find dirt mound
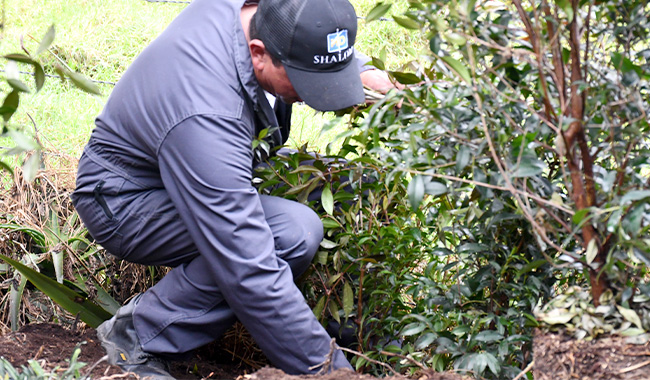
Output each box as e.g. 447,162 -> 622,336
533,330 -> 650,380
0,323 -> 467,380
0,323 -> 244,379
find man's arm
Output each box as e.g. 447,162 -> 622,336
157,114 -> 351,374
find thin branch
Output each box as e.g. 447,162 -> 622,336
513,360 -> 535,380
513,0 -> 557,122
338,346 -> 399,376
403,168 -> 575,215
379,350 -> 428,370
542,0 -> 567,109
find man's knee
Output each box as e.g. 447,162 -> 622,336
267,199 -> 324,275
299,205 -> 324,260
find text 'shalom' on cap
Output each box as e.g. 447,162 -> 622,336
255,0 -> 365,112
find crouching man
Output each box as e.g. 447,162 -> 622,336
71,0 -> 365,378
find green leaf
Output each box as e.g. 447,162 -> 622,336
33,62 -> 45,92
516,259 -> 547,278
456,145 -> 471,172
483,351 -> 500,375
445,32 -> 467,46
511,156 -> 546,178
621,190 -> 650,204
555,0 -> 574,22
94,283 -> 120,315
401,322 -> 426,336
0,90 -> 20,122
7,79 -> 30,93
10,275 -> 27,331
7,130 -> 39,153
393,16 -> 420,29
473,330 -> 504,342
617,305 -> 643,329
316,250 -> 328,265
4,53 -> 34,64
5,61 -> 30,93
585,239 -> 598,265
313,296 -> 326,319
620,328 -> 646,337
366,2 -> 392,23
328,300 -> 340,324
440,56 -> 471,84
321,184 -> 334,215
611,52 -> 644,75
343,282 -> 354,317
573,208 -> 590,225
424,180 -> 447,197
320,238 -> 338,249
22,152 -> 41,182
408,175 -> 425,210
321,218 -> 339,229
538,308 -> 576,325
415,332 -> 436,350
388,71 -> 421,85
320,117 -> 342,135
0,160 -> 13,176
457,243 -> 488,253
66,71 -> 101,95
0,253 -> 111,327
429,35 -> 441,55
36,25 -> 56,56
370,57 -> 385,71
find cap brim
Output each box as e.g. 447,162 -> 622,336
284,61 -> 365,112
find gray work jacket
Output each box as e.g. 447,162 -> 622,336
74,0 -> 276,198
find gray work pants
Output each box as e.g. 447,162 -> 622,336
72,181 -> 350,373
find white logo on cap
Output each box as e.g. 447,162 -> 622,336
327,29 -> 348,53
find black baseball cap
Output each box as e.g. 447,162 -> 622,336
254,0 -> 365,112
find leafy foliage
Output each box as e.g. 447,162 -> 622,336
0,346 -> 90,379
257,0 -> 650,377
0,1 -> 648,378
1,25 -> 101,182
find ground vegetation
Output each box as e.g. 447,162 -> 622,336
0,0 -> 649,379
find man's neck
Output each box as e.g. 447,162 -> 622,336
240,4 -> 257,43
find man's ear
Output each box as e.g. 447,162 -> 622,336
249,39 -> 267,71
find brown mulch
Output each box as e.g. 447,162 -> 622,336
0,323 -> 467,380
533,329 -> 650,380
244,367 -> 466,380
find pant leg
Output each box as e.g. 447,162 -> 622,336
74,179 -> 330,358
130,194 -> 326,355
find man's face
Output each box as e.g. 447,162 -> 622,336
258,62 -> 302,104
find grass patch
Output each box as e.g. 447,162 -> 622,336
0,0 -> 419,162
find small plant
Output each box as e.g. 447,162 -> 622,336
0,346 -> 90,380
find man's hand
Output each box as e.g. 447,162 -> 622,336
360,69 -> 405,105
360,69 -> 403,94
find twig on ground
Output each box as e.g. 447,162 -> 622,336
338,346 -> 398,376
512,360 -> 534,380
309,338 -> 337,375
98,373 -> 137,379
618,359 -> 650,374
85,355 -> 109,377
379,350 -> 427,371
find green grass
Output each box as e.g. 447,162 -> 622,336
0,0 -> 419,162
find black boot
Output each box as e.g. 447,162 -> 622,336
96,294 -> 175,380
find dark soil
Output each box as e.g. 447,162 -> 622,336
0,323 -> 467,380
533,329 -> 650,380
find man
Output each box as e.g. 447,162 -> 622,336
71,0 -> 382,378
